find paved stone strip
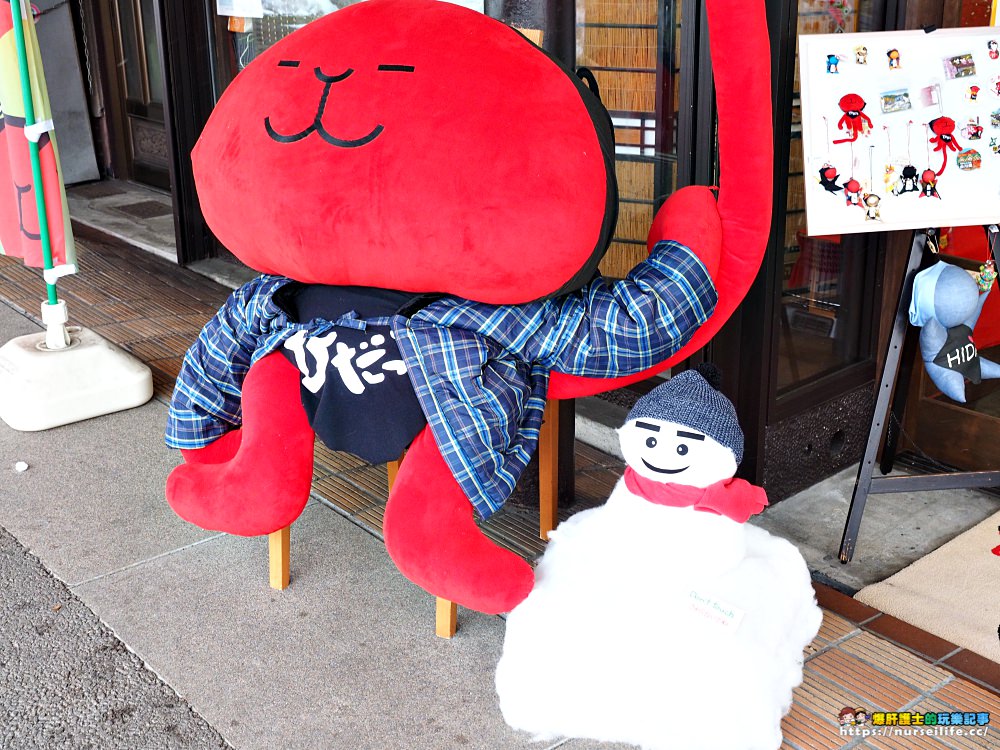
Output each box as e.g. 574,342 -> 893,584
0,526 -> 230,749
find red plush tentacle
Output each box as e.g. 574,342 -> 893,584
709,0 -> 773,276
383,426 -> 535,614
831,131 -> 859,145
548,0 -> 771,400
166,352 -> 315,536
180,429 -> 243,464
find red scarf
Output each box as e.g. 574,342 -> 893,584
623,468 -> 768,524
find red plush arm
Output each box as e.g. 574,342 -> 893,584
548,0 -> 772,400
166,352 -> 315,536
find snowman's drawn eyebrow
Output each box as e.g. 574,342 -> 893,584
635,421 -> 660,432
277,60 -> 301,67
677,430 -> 705,440
378,64 -> 415,72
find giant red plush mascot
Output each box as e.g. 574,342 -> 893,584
165,0 -> 772,615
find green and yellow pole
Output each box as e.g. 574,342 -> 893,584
9,0 -> 58,306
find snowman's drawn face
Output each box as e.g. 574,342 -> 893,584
618,418 -> 737,488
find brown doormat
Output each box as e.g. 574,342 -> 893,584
855,510 -> 1000,663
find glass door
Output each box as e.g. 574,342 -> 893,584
776,0 -> 883,400
575,0 -> 686,279
900,226 -> 1000,474
714,0 -> 889,497
210,2 -> 347,91
111,0 -> 169,189
897,0 -> 1000,473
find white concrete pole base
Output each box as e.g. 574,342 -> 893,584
40,300 -> 70,350
0,327 -> 154,431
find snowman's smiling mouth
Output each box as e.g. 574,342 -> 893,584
641,459 -> 689,475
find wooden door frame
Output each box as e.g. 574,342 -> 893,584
78,0 -> 130,180
158,0 -> 217,264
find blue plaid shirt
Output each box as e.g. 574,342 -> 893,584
166,240 -> 716,518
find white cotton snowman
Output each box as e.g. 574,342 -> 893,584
495,365 -> 822,750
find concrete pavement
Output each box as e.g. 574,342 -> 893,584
0,525 -> 229,749
0,299 -> 591,749
4,289 -> 998,748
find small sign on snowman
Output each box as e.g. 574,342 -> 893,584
496,365 -> 822,750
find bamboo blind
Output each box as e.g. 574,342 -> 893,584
579,0 -> 671,277
592,70 -> 657,118
787,175 -> 805,212
616,160 -> 655,202
785,211 -> 805,249
616,201 -> 655,243
580,27 -> 657,70
789,137 -> 804,174
615,129 -> 644,146
600,241 -> 649,279
581,0 -> 658,27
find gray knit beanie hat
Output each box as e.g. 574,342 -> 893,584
625,364 -> 744,463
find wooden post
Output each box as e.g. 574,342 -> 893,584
386,457 -> 402,488
538,399 -> 560,540
436,597 -> 458,638
269,526 -> 290,590
386,450 -> 460,637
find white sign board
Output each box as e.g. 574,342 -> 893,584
799,27 -> 1000,235
217,0 -> 265,18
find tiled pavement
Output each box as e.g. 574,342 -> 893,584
0,232 -> 997,749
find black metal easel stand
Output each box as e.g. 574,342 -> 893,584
839,227 -> 1000,563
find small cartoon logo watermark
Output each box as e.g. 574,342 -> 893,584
838,707 -> 991,738
838,707 -> 868,726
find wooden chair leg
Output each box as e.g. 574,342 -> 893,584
386,455 -> 403,489
436,597 -> 458,638
387,450 -> 460,636
269,525 -> 290,590
538,399 -> 560,540
428,404 -> 559,634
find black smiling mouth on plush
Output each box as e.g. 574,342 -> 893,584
641,459 -> 689,475
263,63 -> 413,148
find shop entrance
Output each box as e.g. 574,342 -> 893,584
101,0 -> 171,191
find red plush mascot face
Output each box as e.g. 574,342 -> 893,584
837,93 -> 866,115
194,0 -> 617,304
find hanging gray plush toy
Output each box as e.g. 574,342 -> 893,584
909,261 -> 1000,402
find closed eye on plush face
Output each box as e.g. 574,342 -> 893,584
277,61 -> 414,72
195,0 -> 623,299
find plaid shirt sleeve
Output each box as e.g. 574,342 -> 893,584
414,240 -> 717,377
397,240 -> 716,517
165,275 -> 292,449
393,319 -> 548,518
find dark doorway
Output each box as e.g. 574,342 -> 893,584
104,0 -> 171,191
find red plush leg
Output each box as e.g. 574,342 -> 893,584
383,426 -> 535,614
180,430 -> 243,464
166,352 -> 314,536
